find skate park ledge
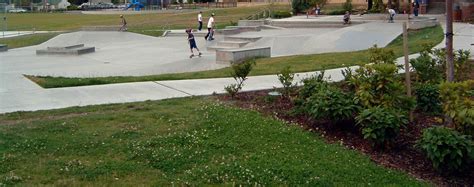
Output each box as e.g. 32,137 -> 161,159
216,47 -> 271,64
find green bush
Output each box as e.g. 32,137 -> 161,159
352,63 -> 415,112
292,0 -> 309,14
410,49 -> 443,83
306,85 -> 359,122
326,9 -> 346,15
432,48 -> 472,82
418,126 -> 474,172
277,66 -> 295,97
439,80 -> 474,135
414,83 -> 442,114
368,44 -> 396,64
356,106 -> 408,148
224,59 -> 256,98
294,71 -> 327,112
67,5 -> 80,11
272,10 -> 292,19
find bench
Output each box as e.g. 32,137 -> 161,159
216,47 -> 271,64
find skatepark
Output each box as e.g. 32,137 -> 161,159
0,14 -> 472,113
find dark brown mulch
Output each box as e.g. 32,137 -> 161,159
217,90 -> 474,186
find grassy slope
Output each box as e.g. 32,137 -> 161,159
27,25 -> 444,88
0,33 -> 61,49
0,97 -> 427,185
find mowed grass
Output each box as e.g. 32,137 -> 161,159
0,97 -> 427,185
5,5 -> 289,31
27,25 -> 444,88
0,33 -> 62,49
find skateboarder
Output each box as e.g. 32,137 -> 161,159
204,13 -> 215,41
343,11 -> 351,24
387,8 -> 396,23
119,15 -> 127,31
186,29 -> 202,58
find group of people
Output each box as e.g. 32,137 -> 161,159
187,11 -> 215,58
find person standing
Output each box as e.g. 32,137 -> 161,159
316,4 -> 321,15
387,8 -> 396,23
119,15 -> 127,31
198,11 -> 203,31
204,13 -> 215,41
413,1 -> 420,17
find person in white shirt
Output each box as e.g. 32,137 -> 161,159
198,11 -> 203,31
205,13 -> 215,41
387,8 -> 396,23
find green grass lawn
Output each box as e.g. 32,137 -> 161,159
0,97 -> 427,185
27,25 -> 444,88
0,33 -> 62,49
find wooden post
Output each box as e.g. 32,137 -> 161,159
446,0 -> 454,82
403,22 -> 413,122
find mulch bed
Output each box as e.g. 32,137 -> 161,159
217,90 -> 474,186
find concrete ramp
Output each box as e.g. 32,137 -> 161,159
239,22 -> 403,57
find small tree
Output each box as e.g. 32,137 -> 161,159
224,59 -> 256,99
277,66 -> 296,97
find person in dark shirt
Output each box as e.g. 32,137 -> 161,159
186,29 -> 202,58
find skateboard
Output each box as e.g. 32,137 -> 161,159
190,53 -> 202,58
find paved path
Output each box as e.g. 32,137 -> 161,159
0,22 -> 472,114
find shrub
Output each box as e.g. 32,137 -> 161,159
272,10 -> 292,19
292,0 -> 309,14
432,48 -> 472,81
414,83 -> 442,113
277,66 -> 296,97
439,80 -> 474,135
410,49 -> 443,83
295,71 -> 326,101
306,85 -> 359,122
342,0 -> 353,11
326,9 -> 346,15
368,44 -> 396,64
352,63 -> 415,112
224,59 -> 256,99
356,106 -> 408,148
418,126 -> 474,172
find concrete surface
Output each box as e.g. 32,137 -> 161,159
0,19 -> 471,114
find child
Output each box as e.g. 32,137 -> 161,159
119,15 -> 127,31
343,11 -> 351,24
186,29 -> 202,58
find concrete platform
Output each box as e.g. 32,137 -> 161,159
216,47 -> 271,64
36,44 -> 96,55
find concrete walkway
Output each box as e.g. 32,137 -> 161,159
0,22 -> 472,114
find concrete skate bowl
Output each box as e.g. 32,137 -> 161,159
230,22 -> 404,57
9,31 -> 226,78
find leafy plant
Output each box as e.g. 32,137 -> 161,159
414,83 -> 442,113
306,85 -> 359,122
294,71 -> 328,113
410,48 -> 443,83
439,80 -> 474,135
224,59 -> 256,99
352,63 -> 415,112
432,48 -> 472,81
368,44 -> 396,64
356,106 -> 408,148
277,66 -> 296,97
418,126 -> 474,172
272,10 -> 293,19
